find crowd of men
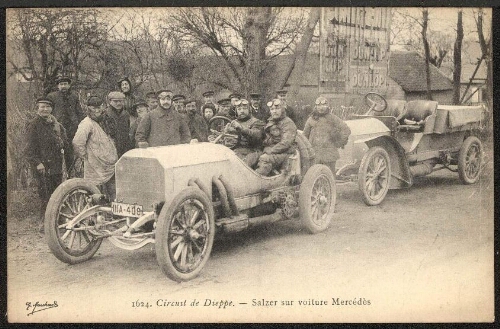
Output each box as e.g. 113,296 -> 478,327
25,75 -> 351,232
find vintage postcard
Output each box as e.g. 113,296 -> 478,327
6,6 -> 494,323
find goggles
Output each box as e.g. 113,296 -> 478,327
267,99 -> 282,107
315,98 -> 328,105
234,99 -> 249,106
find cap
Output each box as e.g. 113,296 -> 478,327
36,97 -> 53,106
55,76 -> 72,84
145,91 -> 157,98
172,94 -> 186,102
86,95 -> 103,107
249,93 -> 261,99
276,89 -> 288,95
202,91 -> 215,97
156,89 -> 173,97
228,93 -> 242,99
184,99 -> 196,105
107,91 -> 126,100
202,103 -> 216,111
217,98 -> 231,106
133,99 -> 148,109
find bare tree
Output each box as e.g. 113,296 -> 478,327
422,9 -> 433,100
452,10 -> 463,104
475,8 -> 492,107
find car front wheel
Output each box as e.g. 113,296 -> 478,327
358,146 -> 391,206
155,187 -> 215,282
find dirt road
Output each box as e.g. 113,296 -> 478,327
7,161 -> 494,323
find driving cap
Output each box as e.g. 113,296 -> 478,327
276,89 -> 288,95
145,91 -> 157,98
217,98 -> 231,106
86,95 -> 103,107
107,91 -> 126,100
202,90 -> 215,97
172,94 -> 186,102
132,99 -> 148,109
156,89 -> 173,97
55,75 -> 72,84
228,93 -> 242,99
249,93 -> 261,99
202,103 -> 216,111
36,97 -> 53,106
184,99 -> 196,105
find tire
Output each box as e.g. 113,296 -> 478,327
156,187 -> 215,282
299,164 -> 336,234
45,178 -> 103,264
358,146 -> 391,206
458,136 -> 482,184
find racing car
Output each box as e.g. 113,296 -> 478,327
336,92 -> 486,205
44,132 -> 336,282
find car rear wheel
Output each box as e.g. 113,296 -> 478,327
156,187 -> 215,282
458,136 -> 482,184
299,164 -> 336,234
45,178 -> 103,264
358,146 -> 391,206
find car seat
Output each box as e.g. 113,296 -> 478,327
374,99 -> 406,119
398,100 -> 438,132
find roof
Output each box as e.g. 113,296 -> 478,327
389,51 -> 453,92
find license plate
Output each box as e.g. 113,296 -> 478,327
111,202 -> 143,218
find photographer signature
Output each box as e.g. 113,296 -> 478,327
26,301 -> 58,316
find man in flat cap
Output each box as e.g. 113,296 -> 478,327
228,93 -> 242,119
47,75 -> 85,171
105,91 -> 132,157
201,90 -> 218,114
135,89 -> 191,147
146,91 -> 158,112
249,92 -> 270,122
185,99 -> 209,142
73,95 -> 118,200
172,94 -> 187,115
129,99 -> 150,144
276,89 -> 302,129
25,97 -> 68,231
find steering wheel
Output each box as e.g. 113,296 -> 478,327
209,115 -> 232,135
364,92 -> 387,115
208,116 -> 239,148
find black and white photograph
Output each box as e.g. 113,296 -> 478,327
5,6 -> 494,323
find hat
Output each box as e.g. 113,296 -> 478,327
249,93 -> 261,99
228,93 -> 242,99
202,91 -> 215,97
117,76 -> 132,86
36,97 -> 53,106
202,103 -> 216,111
145,91 -> 157,98
107,91 -> 126,100
133,99 -> 148,109
276,89 -> 288,95
86,95 -> 103,107
172,94 -> 186,102
55,76 -> 72,84
156,89 -> 173,97
217,98 -> 231,106
184,99 -> 196,105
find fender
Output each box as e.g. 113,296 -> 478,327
364,136 -> 412,189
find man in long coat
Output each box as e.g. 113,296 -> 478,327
25,97 -> 68,230
105,91 -> 132,157
47,75 -> 85,171
73,96 -> 118,200
135,89 -> 191,147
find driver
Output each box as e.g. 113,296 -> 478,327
303,96 -> 351,174
224,98 -> 265,167
255,99 -> 297,176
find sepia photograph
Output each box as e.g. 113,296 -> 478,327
5,6 -> 494,323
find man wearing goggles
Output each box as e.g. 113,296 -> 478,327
225,98 -> 265,166
135,89 -> 191,147
255,98 -> 297,176
303,96 -> 351,174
